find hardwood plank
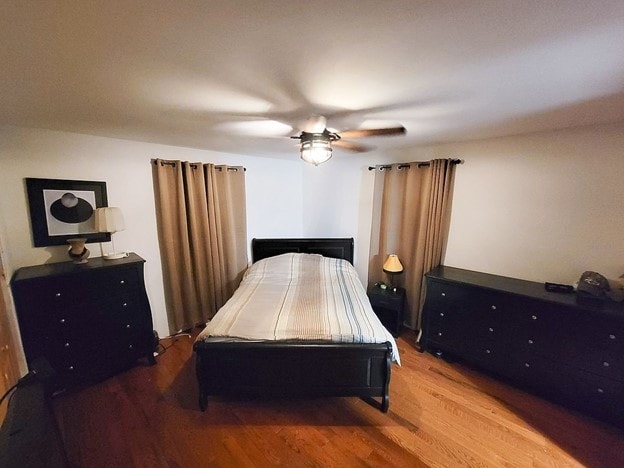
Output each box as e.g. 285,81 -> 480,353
53,329 -> 624,467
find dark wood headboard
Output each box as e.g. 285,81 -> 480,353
251,238 -> 354,264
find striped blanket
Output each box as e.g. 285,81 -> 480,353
196,253 -> 400,363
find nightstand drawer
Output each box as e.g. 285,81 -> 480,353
369,293 -> 403,309
367,286 -> 405,337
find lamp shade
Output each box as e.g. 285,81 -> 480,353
300,137 -> 332,165
94,207 -> 125,233
383,254 -> 403,273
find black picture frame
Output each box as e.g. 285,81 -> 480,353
25,178 -> 112,247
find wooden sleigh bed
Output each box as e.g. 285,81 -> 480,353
193,238 -> 395,413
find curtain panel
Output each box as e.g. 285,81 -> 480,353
151,160 -> 248,333
368,159 -> 456,330
0,241 -> 23,423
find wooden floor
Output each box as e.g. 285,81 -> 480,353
53,329 -> 624,467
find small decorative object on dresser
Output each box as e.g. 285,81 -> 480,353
367,284 -> 406,337
420,265 -> 624,428
11,253 -> 155,393
66,237 -> 90,264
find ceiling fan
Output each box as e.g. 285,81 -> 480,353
291,115 -> 406,165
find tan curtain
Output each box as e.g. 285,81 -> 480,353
152,160 -> 248,333
368,159 -> 456,330
0,241 -> 23,422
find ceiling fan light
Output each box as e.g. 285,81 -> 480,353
300,136 -> 332,166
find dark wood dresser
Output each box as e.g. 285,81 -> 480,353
11,253 -> 155,393
420,265 -> 624,428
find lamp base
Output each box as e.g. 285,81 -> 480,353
102,252 -> 128,260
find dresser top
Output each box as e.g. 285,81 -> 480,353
427,265 -> 624,316
11,253 -> 145,282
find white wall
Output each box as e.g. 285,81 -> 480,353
303,122 -> 624,286
301,155 -> 381,281
0,126 -> 303,337
441,123 -> 624,283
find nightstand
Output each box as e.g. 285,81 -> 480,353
367,285 -> 406,337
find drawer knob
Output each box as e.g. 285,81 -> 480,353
528,339 -> 534,344
441,292 -> 446,297
122,302 -> 128,307
64,342 -> 70,348
437,332 -> 443,336
531,315 -> 537,320
490,305 -> 497,310
488,327 -> 494,332
597,388 -> 604,394
524,362 -> 530,368
603,361 -> 610,367
440,312 -> 445,317
609,334 -> 616,340
126,324 -> 131,328
485,349 -> 491,354
55,292 -> 61,297
59,318 -> 66,323
120,280 -> 125,284
128,344 -> 133,349
68,366 -> 74,371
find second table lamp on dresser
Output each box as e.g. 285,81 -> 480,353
383,254 -> 404,292
94,207 -> 127,260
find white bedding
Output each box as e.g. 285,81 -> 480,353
196,253 -> 400,363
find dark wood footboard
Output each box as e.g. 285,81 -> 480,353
193,341 -> 393,413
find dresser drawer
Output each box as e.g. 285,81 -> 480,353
557,369 -> 624,422
426,320 -> 467,354
582,321 -> 624,353
109,329 -> 152,358
425,281 -> 472,311
464,342 -> 510,375
572,349 -> 624,381
43,333 -> 94,359
52,352 -> 137,387
45,350 -> 109,385
11,276 -> 89,316
101,293 -> 150,330
516,357 -> 624,421
562,312 -> 624,354
87,267 -> 141,295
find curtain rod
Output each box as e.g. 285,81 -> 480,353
151,159 -> 246,171
367,158 -> 463,171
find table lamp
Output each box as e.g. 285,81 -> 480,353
94,207 -> 127,260
383,254 -> 404,291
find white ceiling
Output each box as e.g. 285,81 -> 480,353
1,1 -> 623,159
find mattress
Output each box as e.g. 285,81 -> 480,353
196,253 -> 400,363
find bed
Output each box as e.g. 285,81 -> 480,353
193,238 -> 398,413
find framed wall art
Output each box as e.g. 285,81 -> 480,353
25,178 -> 112,247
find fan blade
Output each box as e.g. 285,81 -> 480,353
339,126 -> 406,139
333,140 -> 370,153
215,119 -> 293,137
